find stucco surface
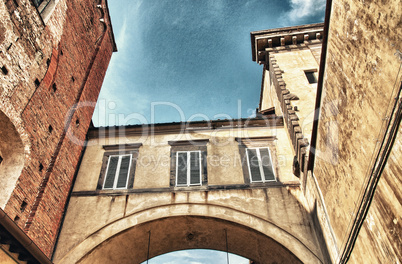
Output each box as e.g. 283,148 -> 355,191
54,194 -> 323,264
54,126 -> 326,263
313,0 -> 402,261
273,49 -> 319,143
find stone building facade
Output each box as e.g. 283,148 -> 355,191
53,118 -> 327,264
52,24 -> 331,263
1,0 -> 401,263
251,0 -> 401,261
0,0 -> 116,261
308,0 -> 401,262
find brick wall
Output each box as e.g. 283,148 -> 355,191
0,0 -> 115,257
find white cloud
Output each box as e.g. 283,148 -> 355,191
169,250 -> 192,258
230,254 -> 249,264
280,0 -> 326,25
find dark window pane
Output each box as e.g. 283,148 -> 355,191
177,152 -> 187,185
190,152 -> 201,185
116,155 -> 131,188
104,156 -> 118,188
33,0 -> 52,13
260,148 -> 275,181
247,149 -> 262,182
305,71 -> 317,84
32,0 -> 44,8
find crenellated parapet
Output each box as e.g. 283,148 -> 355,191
251,23 -> 323,183
251,23 -> 323,65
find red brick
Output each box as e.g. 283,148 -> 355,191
1,0 -> 115,257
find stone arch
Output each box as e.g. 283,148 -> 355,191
96,0 -> 107,38
57,204 -> 323,264
0,110 -> 25,208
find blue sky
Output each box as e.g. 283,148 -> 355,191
92,0 -> 326,127
92,0 -> 325,262
141,249 -> 249,264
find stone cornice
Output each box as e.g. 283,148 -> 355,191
251,23 -> 324,64
88,117 -> 284,139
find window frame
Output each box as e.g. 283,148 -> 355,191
236,137 -> 278,185
103,154 -> 133,190
245,147 -> 276,183
32,0 -> 58,24
304,69 -> 318,84
168,139 -> 208,190
175,150 -> 202,187
97,144 -> 141,191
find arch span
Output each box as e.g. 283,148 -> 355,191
56,203 -> 323,264
0,110 -> 25,208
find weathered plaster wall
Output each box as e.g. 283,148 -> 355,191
349,123 -> 402,263
72,127 -> 298,192
261,70 -> 283,115
313,0 -> 401,262
260,47 -> 320,127
0,0 -> 115,256
53,127 -> 327,263
273,49 -> 319,143
261,46 -> 321,192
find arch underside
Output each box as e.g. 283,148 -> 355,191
78,216 -> 302,264
0,110 -> 25,209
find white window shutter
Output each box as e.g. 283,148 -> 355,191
190,151 -> 201,185
104,156 -> 119,188
177,152 -> 188,186
116,155 -> 131,188
247,149 -> 262,182
260,148 -> 275,181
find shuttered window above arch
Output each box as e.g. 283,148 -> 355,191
97,143 -> 142,191
246,148 -> 276,183
176,151 -> 202,187
103,154 -> 132,189
235,137 -> 278,185
168,139 -> 208,189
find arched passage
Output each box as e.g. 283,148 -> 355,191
78,216 -> 302,264
56,202 -> 323,264
0,110 -> 25,208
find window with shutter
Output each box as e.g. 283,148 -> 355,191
32,0 -> 45,8
103,154 -> 132,189
97,144 -> 141,191
168,139 -> 208,189
246,148 -> 276,183
175,151 -> 202,187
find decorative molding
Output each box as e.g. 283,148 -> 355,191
88,117 -> 284,139
103,143 -> 143,151
71,182 -> 301,196
251,23 -> 324,64
235,136 -> 277,147
168,139 -> 209,146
